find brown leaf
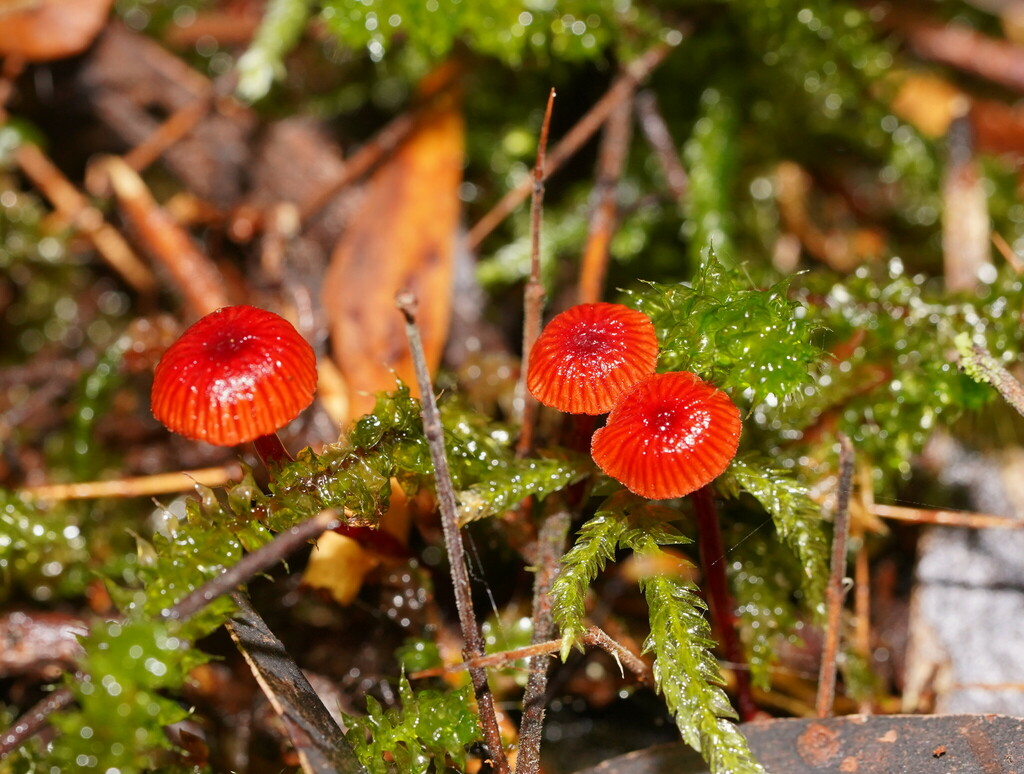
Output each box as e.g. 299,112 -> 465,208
301,531 -> 379,606
889,72 -> 967,138
323,65 -> 464,419
0,0 -> 114,61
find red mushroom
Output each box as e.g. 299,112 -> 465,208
151,305 -> 317,465
590,371 -> 741,499
526,302 -> 659,415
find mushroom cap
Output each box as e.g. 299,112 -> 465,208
591,371 -> 741,500
151,305 -> 317,446
526,302 -> 659,415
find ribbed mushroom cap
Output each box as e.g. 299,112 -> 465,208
591,371 -> 741,500
526,302 -> 658,415
151,305 -> 317,446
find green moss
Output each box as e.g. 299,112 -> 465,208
344,674 -> 481,774
628,251 -> 824,407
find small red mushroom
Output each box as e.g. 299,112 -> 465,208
590,371 -> 741,500
151,305 -> 317,465
526,302 -> 658,415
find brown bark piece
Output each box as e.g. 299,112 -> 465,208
78,23 -> 256,208
323,68 -> 464,418
243,118 -> 348,219
226,591 -> 367,774
574,715 -> 1024,774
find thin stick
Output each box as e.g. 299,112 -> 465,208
410,626 -> 651,686
816,433 -> 855,718
958,341 -> 1024,418
299,112 -> 417,224
165,510 -> 341,620
297,65 -> 462,225
14,145 -> 158,294
582,625 -> 652,686
0,685 -> 75,755
942,115 -> 991,294
871,503 -> 1023,529
411,640 -> 561,679
635,90 -> 688,202
853,465 -> 874,715
903,18 -> 1024,95
853,530 -> 872,714
467,41 -> 676,250
20,464 -> 242,501
396,293 -> 510,774
122,74 -> 239,174
992,231 -> 1024,274
515,505 -> 571,774
515,88 -> 556,457
691,484 -> 757,721
578,96 -> 633,305
101,155 -> 232,317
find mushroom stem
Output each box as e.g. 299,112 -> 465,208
691,483 -> 757,722
252,432 -> 293,466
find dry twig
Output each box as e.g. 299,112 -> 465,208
396,293 -> 511,774
14,145 -> 157,293
101,155 -> 232,317
635,90 -> 688,202
515,505 -> 571,774
410,625 -> 651,687
516,88 -> 556,457
816,434 -> 855,718
872,503 -> 1024,529
298,65 -> 463,225
167,510 -> 341,621
904,19 -> 1024,94
467,40 -> 677,250
21,464 -> 243,502
578,96 -> 633,305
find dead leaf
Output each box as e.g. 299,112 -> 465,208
302,531 -> 378,606
889,72 -> 968,138
323,64 -> 464,419
302,482 -> 412,605
0,0 -> 114,61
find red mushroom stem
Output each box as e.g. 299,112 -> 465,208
251,433 -> 293,467
691,483 -> 757,722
